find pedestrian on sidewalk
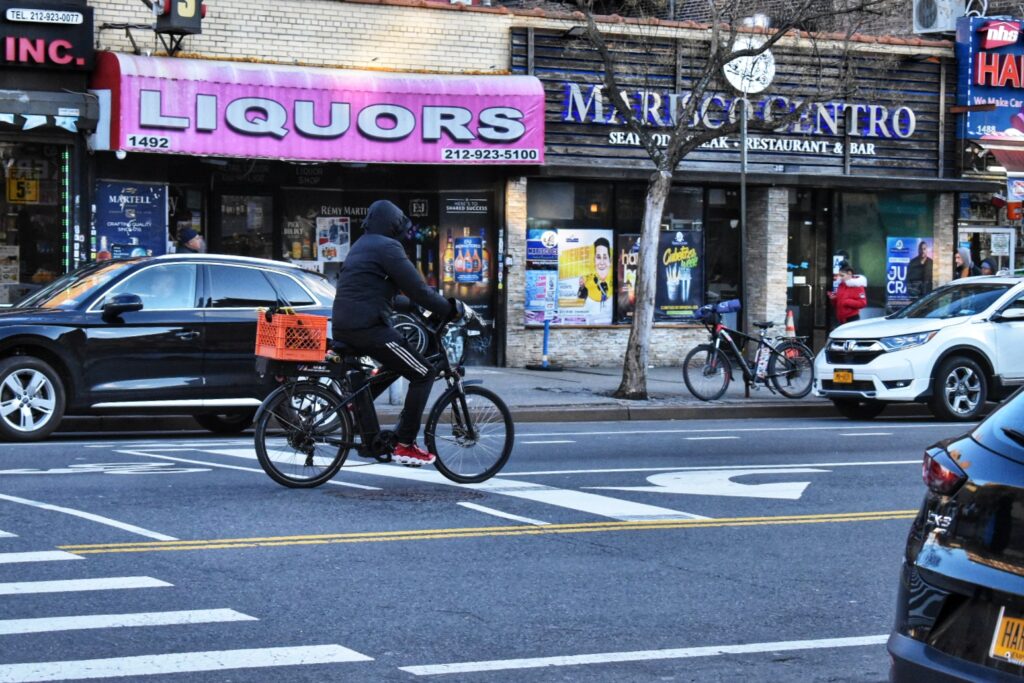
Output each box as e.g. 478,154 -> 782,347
827,263 -> 867,327
954,248 -> 979,279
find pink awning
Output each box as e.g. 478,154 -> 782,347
89,52 -> 545,165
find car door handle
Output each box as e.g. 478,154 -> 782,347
175,330 -> 200,341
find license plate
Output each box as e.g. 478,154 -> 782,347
990,607 -> 1024,664
833,369 -> 854,384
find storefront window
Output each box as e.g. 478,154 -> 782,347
0,142 -> 68,304
218,195 -> 273,259
836,192 -> 934,315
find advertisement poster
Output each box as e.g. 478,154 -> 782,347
440,193 -> 495,364
616,234 -> 640,323
316,216 -> 350,263
655,228 -> 703,320
94,181 -> 168,261
887,237 -> 934,309
525,228 -> 559,325
556,228 -> 613,326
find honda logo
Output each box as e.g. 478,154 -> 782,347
844,340 -> 855,352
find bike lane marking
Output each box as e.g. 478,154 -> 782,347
199,449 -> 708,521
398,634 -> 888,676
0,493 -> 177,541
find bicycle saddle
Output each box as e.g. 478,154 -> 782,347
753,321 -> 775,329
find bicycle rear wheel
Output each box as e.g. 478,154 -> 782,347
254,382 -> 352,488
768,341 -> 815,399
682,344 -> 732,401
425,385 -> 514,484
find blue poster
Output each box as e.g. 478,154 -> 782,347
524,228 -> 558,324
956,17 -> 1024,140
94,181 -> 168,261
887,237 -> 934,310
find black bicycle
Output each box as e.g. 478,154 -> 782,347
253,304 -> 514,488
682,299 -> 815,401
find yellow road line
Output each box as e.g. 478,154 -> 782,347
59,510 -> 917,555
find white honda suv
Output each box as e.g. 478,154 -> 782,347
814,275 -> 1024,420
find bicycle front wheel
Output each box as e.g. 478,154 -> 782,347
768,341 -> 815,399
425,385 -> 514,484
683,344 -> 732,401
254,382 -> 352,488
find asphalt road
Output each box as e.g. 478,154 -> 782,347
0,416 -> 974,682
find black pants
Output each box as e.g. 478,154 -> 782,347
333,325 -> 436,444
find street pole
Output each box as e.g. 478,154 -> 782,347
739,97 -> 749,399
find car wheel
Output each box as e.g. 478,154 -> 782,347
929,356 -> 988,422
831,398 -> 886,420
0,357 -> 66,441
193,410 -> 256,434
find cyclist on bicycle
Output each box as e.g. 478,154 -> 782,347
332,199 -> 462,467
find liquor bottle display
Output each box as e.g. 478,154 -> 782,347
97,236 -> 111,261
443,229 -> 455,285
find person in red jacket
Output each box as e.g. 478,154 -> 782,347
828,264 -> 867,326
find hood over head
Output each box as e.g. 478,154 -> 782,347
957,247 -> 973,269
362,200 -> 412,240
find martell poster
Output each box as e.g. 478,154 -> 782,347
94,181 -> 168,260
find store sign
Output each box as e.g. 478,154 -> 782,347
0,2 -> 92,69
90,53 -> 546,165
956,16 -> 1024,139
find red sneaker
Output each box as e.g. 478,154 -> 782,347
393,442 -> 436,467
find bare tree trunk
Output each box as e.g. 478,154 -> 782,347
615,170 -> 671,400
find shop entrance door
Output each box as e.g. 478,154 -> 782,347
957,226 -> 1016,275
786,190 -> 831,351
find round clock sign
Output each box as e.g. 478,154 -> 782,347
723,35 -> 775,94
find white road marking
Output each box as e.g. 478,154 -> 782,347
521,440 -> 576,445
0,577 -> 171,596
840,432 -> 893,437
0,551 -> 82,565
0,463 -> 209,475
115,450 -> 381,491
0,609 -> 256,635
0,645 -> 372,682
588,468 -> 830,501
685,436 -> 740,441
400,634 -> 889,676
507,459 -> 919,477
205,448 -> 708,521
0,493 -> 176,541
457,502 -> 549,526
517,423 -> 971,438
0,530 -> 15,538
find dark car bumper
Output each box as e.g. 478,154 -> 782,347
888,632 -> 1023,683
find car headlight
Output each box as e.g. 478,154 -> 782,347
879,331 -> 938,351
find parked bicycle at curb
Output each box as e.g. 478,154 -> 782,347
252,304 -> 514,488
682,299 -> 815,401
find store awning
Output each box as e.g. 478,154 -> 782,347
978,139 -> 1024,174
0,89 -> 99,134
88,52 -> 545,165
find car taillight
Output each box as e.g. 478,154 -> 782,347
922,448 -> 966,496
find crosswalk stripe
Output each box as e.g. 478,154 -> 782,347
0,609 -> 256,635
0,530 -> 15,538
0,645 -> 372,682
0,577 -> 171,596
0,551 -> 82,565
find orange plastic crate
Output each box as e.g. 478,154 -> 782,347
255,311 -> 328,362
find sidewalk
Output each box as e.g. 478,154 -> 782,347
57,365 -> 930,435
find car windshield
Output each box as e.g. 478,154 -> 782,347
890,283 -> 1010,320
16,261 -> 135,310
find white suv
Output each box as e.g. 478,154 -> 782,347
814,276 -> 1024,420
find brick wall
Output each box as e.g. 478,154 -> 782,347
934,192 -> 955,288
743,187 -> 789,334
92,0 -> 510,73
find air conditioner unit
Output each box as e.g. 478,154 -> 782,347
913,0 -> 966,34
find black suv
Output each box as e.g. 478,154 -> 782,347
0,254 -> 334,441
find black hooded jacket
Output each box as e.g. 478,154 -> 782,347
332,200 -> 452,332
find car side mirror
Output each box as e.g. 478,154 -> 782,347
995,308 -> 1024,322
101,293 -> 143,320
